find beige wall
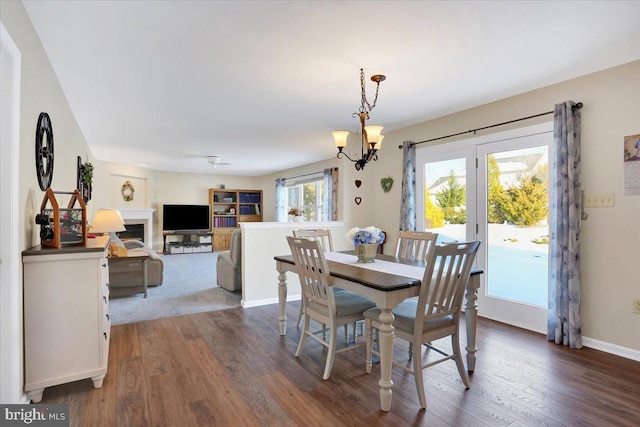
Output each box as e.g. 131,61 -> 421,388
259,155 -> 377,232
370,60 -> 640,354
1,1 -> 95,252
92,164 -> 261,250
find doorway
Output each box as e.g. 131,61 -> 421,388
417,123 -> 552,332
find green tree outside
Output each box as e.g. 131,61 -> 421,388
487,154 -> 506,224
425,187 -> 444,228
436,169 -> 466,223
501,175 -> 548,226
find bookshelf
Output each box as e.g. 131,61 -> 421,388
209,188 -> 262,250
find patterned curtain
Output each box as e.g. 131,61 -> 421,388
548,101 -> 582,348
323,167 -> 339,221
275,178 -> 286,222
399,141 -> 416,231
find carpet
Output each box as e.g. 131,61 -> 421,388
109,251 -> 241,325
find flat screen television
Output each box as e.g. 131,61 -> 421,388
162,204 -> 210,231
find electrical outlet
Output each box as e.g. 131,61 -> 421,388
634,299 -> 640,315
583,193 -> 615,208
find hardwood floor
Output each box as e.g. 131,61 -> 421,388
40,303 -> 640,426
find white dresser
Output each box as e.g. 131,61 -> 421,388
22,237 -> 111,403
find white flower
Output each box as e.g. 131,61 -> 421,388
346,226 -> 385,247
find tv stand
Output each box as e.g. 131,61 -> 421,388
163,230 -> 212,254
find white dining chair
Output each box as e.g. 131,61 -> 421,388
364,240 -> 480,408
287,236 -> 376,380
394,230 -> 439,356
293,229 -> 334,252
292,229 -> 334,329
394,230 -> 438,261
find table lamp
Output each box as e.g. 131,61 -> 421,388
90,209 -> 126,253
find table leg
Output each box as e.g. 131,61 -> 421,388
465,274 -> 480,371
378,308 -> 395,412
277,265 -> 288,336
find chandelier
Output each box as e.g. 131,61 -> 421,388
332,68 -> 386,170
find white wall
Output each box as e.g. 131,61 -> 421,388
240,221 -> 348,307
370,60 -> 640,355
1,0 -> 96,403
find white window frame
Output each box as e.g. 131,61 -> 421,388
284,173 -> 325,221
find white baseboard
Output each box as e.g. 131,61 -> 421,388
582,337 -> 640,362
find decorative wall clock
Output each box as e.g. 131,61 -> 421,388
35,112 -> 54,191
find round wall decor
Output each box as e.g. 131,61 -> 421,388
35,112 -> 54,191
121,180 -> 135,201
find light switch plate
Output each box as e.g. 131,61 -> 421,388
583,193 -> 615,208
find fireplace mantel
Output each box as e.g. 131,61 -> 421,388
116,209 -> 155,247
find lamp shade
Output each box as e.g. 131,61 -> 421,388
373,134 -> 384,150
364,125 -> 383,145
332,130 -> 349,149
91,209 -> 126,233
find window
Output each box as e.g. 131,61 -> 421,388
285,176 -> 325,221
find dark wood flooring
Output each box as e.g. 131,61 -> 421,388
40,303 -> 640,426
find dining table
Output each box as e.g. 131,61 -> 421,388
274,251 -> 483,412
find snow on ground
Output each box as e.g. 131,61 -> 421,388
430,223 -> 549,253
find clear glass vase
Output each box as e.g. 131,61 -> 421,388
355,243 -> 378,263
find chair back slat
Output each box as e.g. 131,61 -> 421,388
286,236 -> 335,314
395,231 -> 438,261
293,229 -> 334,252
418,241 -> 480,330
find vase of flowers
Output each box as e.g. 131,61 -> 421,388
346,226 -> 385,263
288,207 -> 305,222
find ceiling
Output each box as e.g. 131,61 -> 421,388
22,1 -> 640,176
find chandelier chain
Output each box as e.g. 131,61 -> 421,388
360,68 -> 381,112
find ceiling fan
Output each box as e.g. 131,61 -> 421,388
205,156 -> 232,168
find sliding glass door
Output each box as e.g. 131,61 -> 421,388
416,147 -> 475,245
417,124 -> 552,332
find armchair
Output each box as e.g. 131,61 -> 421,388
217,228 -> 242,291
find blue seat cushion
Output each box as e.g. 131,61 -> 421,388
364,300 -> 454,335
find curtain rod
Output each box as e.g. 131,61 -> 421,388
282,167 -> 337,181
399,102 -> 583,149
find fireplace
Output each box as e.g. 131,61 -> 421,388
117,223 -> 145,242
115,209 -> 156,249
